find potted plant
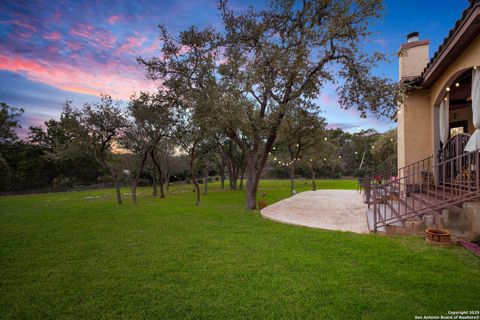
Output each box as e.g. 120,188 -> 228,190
258,192 -> 267,209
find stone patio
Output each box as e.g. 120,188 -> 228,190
260,190 -> 370,233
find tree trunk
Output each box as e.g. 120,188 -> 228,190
245,154 -> 259,209
165,157 -> 170,191
159,177 -> 165,198
190,155 -> 200,206
151,167 -> 158,197
239,160 -> 246,191
165,169 -> 170,191
151,149 -> 165,199
130,151 -> 149,204
228,168 -> 237,190
113,170 -> 122,205
220,165 -> 225,190
131,180 -> 137,204
311,171 -> 317,191
203,160 -> 209,195
290,164 -> 295,195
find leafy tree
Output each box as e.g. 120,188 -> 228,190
28,110 -> 103,187
0,103 -> 23,144
0,103 -> 24,188
275,105 -> 326,194
122,92 -> 174,203
216,0 -> 404,208
80,95 -> 129,204
371,129 -> 397,170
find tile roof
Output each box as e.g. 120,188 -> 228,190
420,0 -> 479,82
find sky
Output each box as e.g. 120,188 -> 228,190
0,0 -> 469,135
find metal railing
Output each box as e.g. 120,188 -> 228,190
371,149 -> 480,231
359,155 -> 433,207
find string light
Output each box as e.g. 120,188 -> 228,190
296,143 -> 299,147
355,151 -> 358,155
474,66 -> 477,69
323,158 -> 326,161
324,137 -> 328,141
274,157 -> 277,161
446,87 -> 450,92
390,138 -> 394,142
371,146 -> 375,149
444,97 -> 448,101
338,155 -> 342,159
455,82 -> 460,87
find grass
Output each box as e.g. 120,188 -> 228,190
0,179 -> 479,319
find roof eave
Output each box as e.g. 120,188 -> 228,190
421,4 -> 480,88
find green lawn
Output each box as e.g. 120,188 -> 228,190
1,179 -> 479,319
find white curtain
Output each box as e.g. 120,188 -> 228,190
465,68 -> 480,152
439,93 -> 449,145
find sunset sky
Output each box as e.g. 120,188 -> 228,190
0,0 -> 468,135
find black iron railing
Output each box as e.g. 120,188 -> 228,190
371,149 -> 480,231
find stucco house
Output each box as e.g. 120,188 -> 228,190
368,0 -> 480,235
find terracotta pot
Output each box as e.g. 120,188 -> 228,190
425,228 -> 451,244
258,200 -> 267,209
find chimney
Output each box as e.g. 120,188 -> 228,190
398,32 -> 429,80
406,32 -> 419,42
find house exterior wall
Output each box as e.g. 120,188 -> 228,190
397,90 -> 432,169
398,34 -> 480,169
429,35 -> 480,108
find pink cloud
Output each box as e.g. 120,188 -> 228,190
319,93 -> 338,105
44,32 -> 61,41
0,53 -> 156,99
65,40 -> 83,51
107,15 -> 122,24
12,18 -> 36,32
70,23 -> 117,48
118,35 -> 147,54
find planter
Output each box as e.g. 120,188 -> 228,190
425,228 -> 451,244
258,200 -> 267,210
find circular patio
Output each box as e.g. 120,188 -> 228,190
260,190 -> 370,233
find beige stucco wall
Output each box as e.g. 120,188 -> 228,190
398,34 -> 480,169
397,90 -> 432,169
